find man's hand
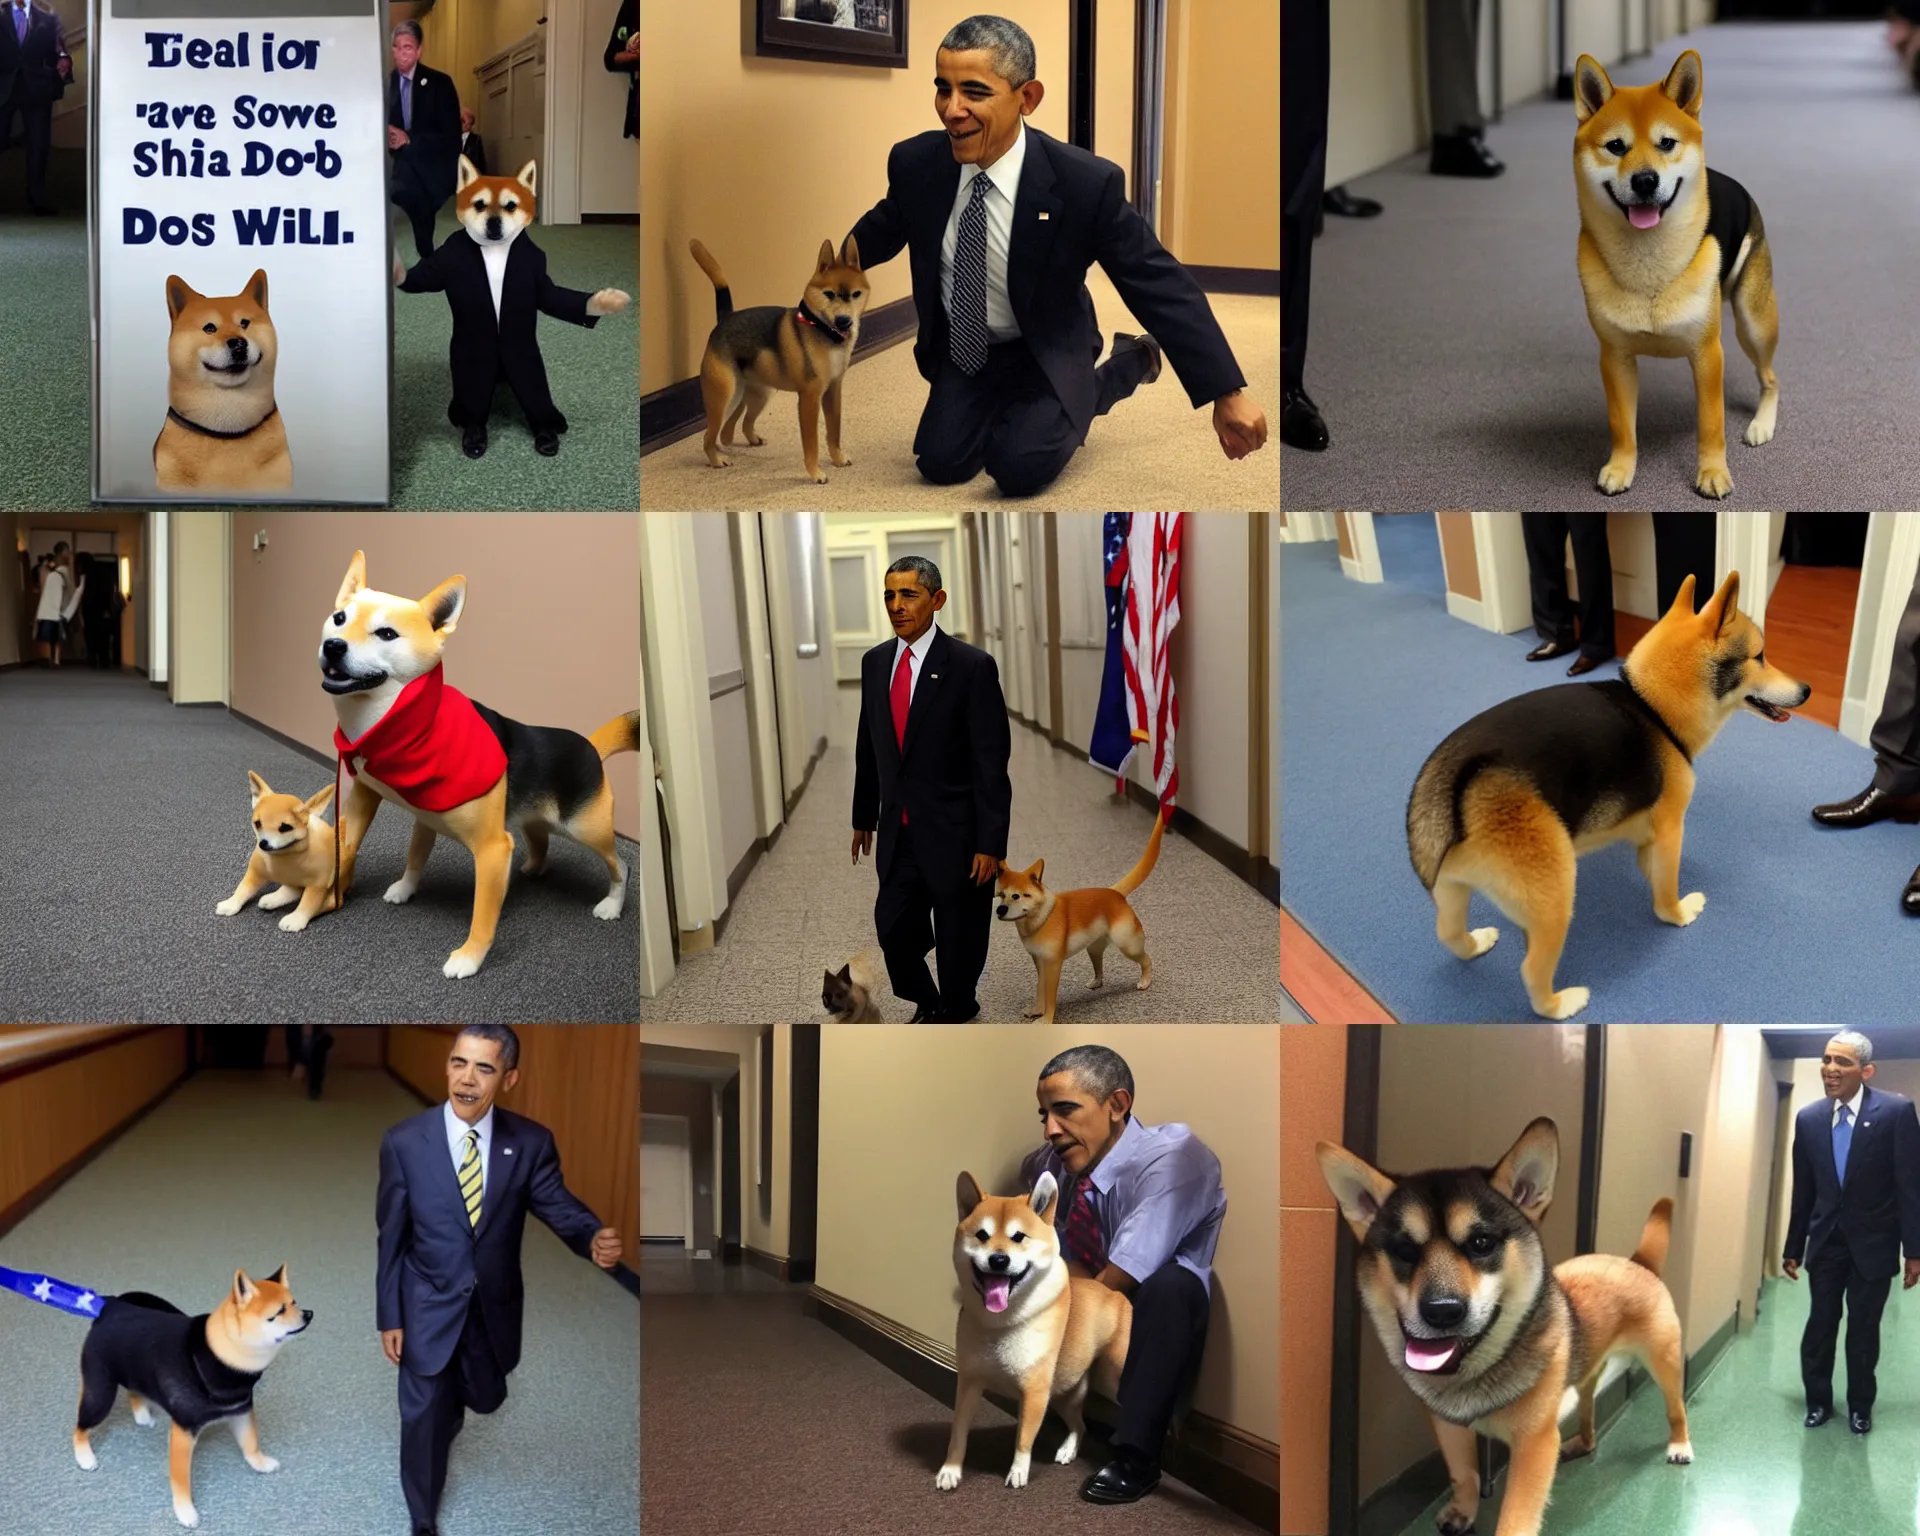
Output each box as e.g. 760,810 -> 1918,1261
970,853 -> 999,886
381,1328 -> 404,1365
387,125 -> 409,151
851,829 -> 874,865
591,1227 -> 623,1269
1782,1258 -> 1800,1281
1212,390 -> 1269,461
57,57 -> 71,80
613,47 -> 638,65
1905,1257 -> 1920,1290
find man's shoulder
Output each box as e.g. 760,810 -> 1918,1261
1025,128 -> 1123,193
494,1105 -> 553,1145
1132,1120 -> 1219,1176
1869,1086 -> 1916,1117
888,129 -> 952,167
384,1105 -> 440,1145
417,61 -> 456,89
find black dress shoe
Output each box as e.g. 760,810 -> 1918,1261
907,1004 -> 938,1023
1805,1405 -> 1832,1428
1851,1410 -> 1872,1434
1281,388 -> 1329,451
1811,784 -> 1920,829
1322,185 -> 1383,218
1905,867 -> 1920,916
943,1001 -> 981,1024
1110,330 -> 1163,386
1567,654 -> 1611,677
1430,130 -> 1505,178
1526,640 -> 1575,662
1080,1450 -> 1160,1505
462,426 -> 488,459
533,429 -> 561,456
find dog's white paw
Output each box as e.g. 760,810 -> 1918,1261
74,1442 -> 98,1471
1053,1432 -> 1079,1465
214,898 -> 243,916
709,454 -> 732,468
1535,986 -> 1590,1021
1135,975 -> 1151,991
1694,463 -> 1733,499
1596,459 -> 1636,495
1087,976 -> 1105,990
1005,1452 -> 1031,1489
132,1405 -> 155,1428
1466,926 -> 1499,959
1664,891 -> 1707,926
809,471 -> 829,484
174,1497 -> 200,1529
443,950 -> 483,979
830,452 -> 854,468
935,1463 -> 963,1491
587,287 -> 631,316
1667,1439 -> 1693,1465
384,877 -> 418,905
258,886 -> 299,911
593,891 -> 626,921
277,913 -> 310,933
1744,416 -> 1775,447
247,1453 -> 280,1474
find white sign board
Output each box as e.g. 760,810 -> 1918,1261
91,0 -> 390,503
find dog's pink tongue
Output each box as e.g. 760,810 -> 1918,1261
1405,1336 -> 1459,1373
984,1277 -> 1013,1314
1628,204 -> 1662,230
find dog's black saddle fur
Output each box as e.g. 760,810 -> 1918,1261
78,1293 -> 264,1434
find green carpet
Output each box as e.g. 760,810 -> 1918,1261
1398,1277 -> 1918,1535
0,150 -> 637,510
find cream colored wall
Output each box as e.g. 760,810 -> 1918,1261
1093,0 -> 1135,189
640,2 -> 1072,394
428,0 -> 546,87
1684,1027 -> 1774,1344
816,1025 -> 1279,1444
170,511 -> 230,705
228,513 -> 641,841
1162,0 -> 1277,268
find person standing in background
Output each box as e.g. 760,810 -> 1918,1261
604,0 -> 638,140
0,0 -> 71,214
1519,513 -> 1615,676
387,21 -> 463,260
1426,0 -> 1503,177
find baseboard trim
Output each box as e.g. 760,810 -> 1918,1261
640,296 -> 920,455
1185,264 -> 1280,297
229,705 -> 336,773
0,660 -> 23,673
806,1284 -> 1278,1531
744,1245 -> 814,1284
579,212 -> 640,225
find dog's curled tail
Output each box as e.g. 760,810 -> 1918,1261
1111,808 -> 1168,898
590,710 -> 644,762
1630,1198 -> 1674,1278
688,239 -> 732,322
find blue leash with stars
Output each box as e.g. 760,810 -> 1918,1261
0,1264 -> 107,1319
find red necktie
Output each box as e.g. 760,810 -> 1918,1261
891,647 -> 912,824
1062,1181 -> 1106,1274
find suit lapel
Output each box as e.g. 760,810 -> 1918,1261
1007,130 -> 1061,324
874,646 -> 904,775
474,1115 -> 515,1240
899,629 -> 950,764
1815,1100 -> 1841,1192
426,1113 -> 472,1235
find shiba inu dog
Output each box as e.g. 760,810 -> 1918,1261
1574,50 -> 1779,499
153,270 -> 294,494
994,810 -> 1166,1023
822,950 -> 885,1021
689,236 -> 869,483
1317,1120 -> 1691,1536
320,551 -> 642,978
74,1265 -> 312,1530
1407,571 -> 1808,1019
940,1171 -> 1131,1491
213,773 -> 340,932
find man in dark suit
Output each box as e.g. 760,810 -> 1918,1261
377,1025 -> 623,1536
388,20 -> 463,259
457,107 -> 488,178
0,0 -> 70,214
1281,0 -> 1330,450
1782,1030 -> 1920,1435
845,15 -> 1267,497
851,555 -> 1012,1021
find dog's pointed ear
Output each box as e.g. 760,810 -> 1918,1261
955,1171 -> 985,1220
1662,572 -> 1698,623
1029,1170 -> 1060,1225
1489,1117 -> 1560,1226
248,770 -> 270,806
1030,858 -> 1044,884
305,784 -> 336,815
334,551 -> 367,611
1703,569 -> 1740,637
836,963 -> 852,981
421,575 -> 466,635
245,268 -> 269,310
516,159 -> 537,197
165,275 -> 199,322
265,1263 -> 287,1285
840,234 -> 861,271
232,1269 -> 256,1305
456,154 -> 479,193
816,239 -> 837,272
1661,49 -> 1704,119
1573,54 -> 1613,124
1316,1142 -> 1396,1243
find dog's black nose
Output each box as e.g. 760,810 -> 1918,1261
322,637 -> 347,661
987,1252 -> 1011,1273
301,1310 -> 313,1324
996,905 -> 1007,917
1630,170 -> 1660,199
835,316 -> 852,332
259,838 -> 272,851
1419,1295 -> 1467,1330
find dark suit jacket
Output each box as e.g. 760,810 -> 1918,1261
603,0 -> 638,139
0,3 -> 69,107
852,626 -> 1011,894
847,127 -> 1244,434
388,62 -> 463,207
1785,1085 -> 1920,1280
376,1105 -> 602,1378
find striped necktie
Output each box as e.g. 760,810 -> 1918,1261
459,1128 -> 483,1228
949,174 -> 992,375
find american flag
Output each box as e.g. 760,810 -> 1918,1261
1089,512 -> 1182,812
1,1264 -> 104,1319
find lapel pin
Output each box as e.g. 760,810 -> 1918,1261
504,1147 -> 513,1156
1038,211 -> 1050,221
931,672 -> 940,680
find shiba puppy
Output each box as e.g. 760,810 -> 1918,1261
74,1265 -> 312,1530
1574,50 -> 1779,499
822,950 -> 885,1021
153,270 -> 293,494
213,773 -> 340,932
690,236 -> 869,483
995,810 -> 1166,1023
320,551 -> 642,978
1317,1120 -> 1691,1536
1407,571 -> 1808,1019
940,1171 -> 1131,1492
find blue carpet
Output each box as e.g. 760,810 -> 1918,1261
1281,539 -> 1914,1023
1373,513 -> 1445,597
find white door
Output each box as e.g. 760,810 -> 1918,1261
640,1115 -> 692,1246
828,547 -> 881,683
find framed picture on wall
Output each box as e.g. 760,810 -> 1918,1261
755,0 -> 908,68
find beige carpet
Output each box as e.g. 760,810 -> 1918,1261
640,272 -> 1278,512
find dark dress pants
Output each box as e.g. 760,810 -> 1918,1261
1281,0 -> 1329,394
874,822 -> 993,1019
1802,1233 -> 1893,1415
398,1296 -> 509,1530
1112,1263 -> 1210,1465
1650,510 -> 1718,616
1521,512 -> 1615,658
1871,558 -> 1920,795
1,87 -> 53,208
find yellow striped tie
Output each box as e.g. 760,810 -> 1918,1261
459,1128 -> 483,1228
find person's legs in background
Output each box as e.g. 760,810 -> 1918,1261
1426,0 -> 1503,178
1281,0 -> 1331,451
1650,511 -> 1718,617
1565,513 -> 1617,671
1082,1264 -> 1210,1504
1520,513 -> 1579,664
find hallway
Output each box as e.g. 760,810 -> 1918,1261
642,690 -> 1280,1023
0,1068 -> 638,1535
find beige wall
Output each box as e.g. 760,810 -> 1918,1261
1162,0 -> 1277,269
640,2 -> 1072,395
640,1073 -> 719,1254
171,511 -> 231,705
1093,0 -> 1135,188
815,1025 -> 1279,1446
228,513 -> 641,842
424,0 -> 547,92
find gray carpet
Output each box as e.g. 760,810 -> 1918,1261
1284,22 -> 1920,511
638,690 -> 1281,1024
637,1249 -> 1261,1534
0,670 -> 639,1023
0,1069 -> 638,1536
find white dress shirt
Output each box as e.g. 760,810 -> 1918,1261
476,235 -> 509,325
891,616 -> 939,706
444,1100 -> 495,1190
940,122 -> 1027,344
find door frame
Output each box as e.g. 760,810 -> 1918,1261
640,1112 -> 695,1250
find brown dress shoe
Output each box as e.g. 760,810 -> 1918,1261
1811,785 -> 1920,830
1526,640 -> 1574,662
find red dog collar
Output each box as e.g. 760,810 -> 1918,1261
333,664 -> 506,813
